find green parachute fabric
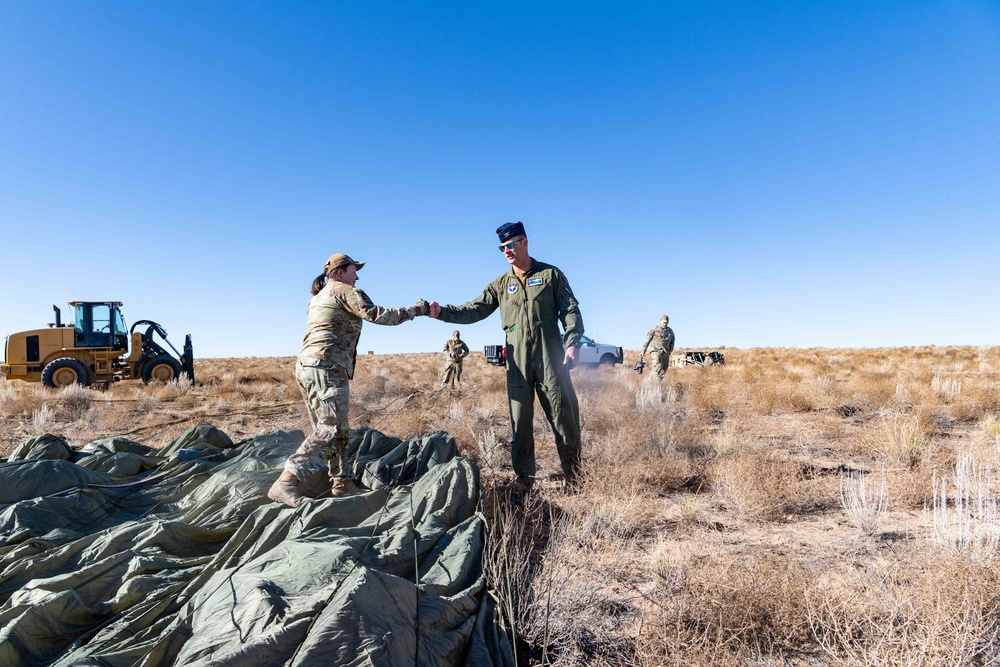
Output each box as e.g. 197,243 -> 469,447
0,424 -> 515,667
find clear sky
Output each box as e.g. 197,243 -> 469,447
2,2 -> 998,358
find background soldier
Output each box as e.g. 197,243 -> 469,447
268,253 -> 430,507
441,330 -> 470,389
640,315 -> 675,380
428,221 -> 584,493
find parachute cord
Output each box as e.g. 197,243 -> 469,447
409,482 -> 421,667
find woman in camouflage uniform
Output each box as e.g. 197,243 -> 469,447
268,253 -> 430,507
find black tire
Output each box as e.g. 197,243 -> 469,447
142,354 -> 183,383
599,353 -> 618,366
41,358 -> 91,388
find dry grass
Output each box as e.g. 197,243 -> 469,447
4,345 -> 1000,665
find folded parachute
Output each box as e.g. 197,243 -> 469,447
0,424 -> 514,667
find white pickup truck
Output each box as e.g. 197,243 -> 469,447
484,335 -> 623,368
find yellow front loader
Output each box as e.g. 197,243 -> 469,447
1,301 -> 194,388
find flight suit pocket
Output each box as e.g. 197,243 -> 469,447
505,342 -> 527,389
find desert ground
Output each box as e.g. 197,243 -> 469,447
2,346 -> 1000,666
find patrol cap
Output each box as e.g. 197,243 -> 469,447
661,314 -> 669,323
325,253 -> 365,273
453,330 -> 460,337
496,221 -> 526,242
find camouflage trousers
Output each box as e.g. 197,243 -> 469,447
650,349 -> 669,379
284,357 -> 351,482
441,358 -> 463,388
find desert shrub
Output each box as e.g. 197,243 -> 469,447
518,501 -> 640,665
682,374 -> 734,415
482,485 -> 590,665
646,537 -> 687,592
678,553 -> 814,654
472,426 -> 507,470
981,414 -> 1000,447
0,383 -> 46,420
839,469 -> 889,536
583,417 -> 698,497
634,378 -> 664,410
745,377 -> 815,414
947,377 -> 1000,422
711,419 -> 747,457
807,555 -> 1000,666
31,404 -> 56,434
0,383 -> 19,417
711,448 -> 801,521
58,383 -> 93,419
849,368 -> 898,409
152,377 -> 190,402
859,410 -> 928,469
130,385 -> 160,413
930,449 -> 1000,560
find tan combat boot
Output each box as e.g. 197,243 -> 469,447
267,470 -> 307,507
328,435 -> 360,497
330,475 -> 360,497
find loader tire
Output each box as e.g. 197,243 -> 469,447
41,358 -> 91,388
142,355 -> 182,383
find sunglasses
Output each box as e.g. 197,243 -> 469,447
498,239 -> 521,252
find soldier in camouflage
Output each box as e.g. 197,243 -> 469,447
441,330 -> 470,389
268,252 -> 430,507
640,315 -> 675,380
428,221 -> 584,493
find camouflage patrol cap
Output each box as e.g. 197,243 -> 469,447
496,221 -> 526,242
453,330 -> 460,337
325,253 -> 365,273
661,315 -> 669,323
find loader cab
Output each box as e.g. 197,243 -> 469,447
70,301 -> 129,352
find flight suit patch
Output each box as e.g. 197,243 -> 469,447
508,283 -> 519,294
526,277 -> 544,287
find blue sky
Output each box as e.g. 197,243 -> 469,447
1,2 -> 998,358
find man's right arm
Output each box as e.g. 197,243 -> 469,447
435,283 -> 500,325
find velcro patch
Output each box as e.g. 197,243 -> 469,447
526,277 -> 544,287
508,283 -> 519,294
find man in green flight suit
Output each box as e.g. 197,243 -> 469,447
428,221 -> 584,492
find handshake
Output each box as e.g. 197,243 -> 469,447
410,299 -> 442,319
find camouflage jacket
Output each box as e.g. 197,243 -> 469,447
443,338 -> 470,361
299,280 -> 413,378
642,325 -> 675,355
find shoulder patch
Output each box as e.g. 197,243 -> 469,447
526,277 -> 544,287
508,283 -> 519,294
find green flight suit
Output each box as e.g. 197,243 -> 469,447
439,258 -> 584,484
